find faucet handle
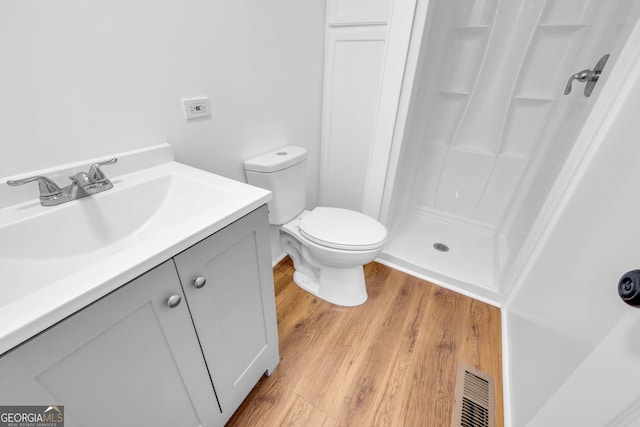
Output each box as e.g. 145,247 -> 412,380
88,158 -> 118,183
7,175 -> 62,197
70,172 -> 95,187
564,69 -> 595,95
564,54 -> 610,97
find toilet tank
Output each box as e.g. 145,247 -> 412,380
244,145 -> 307,225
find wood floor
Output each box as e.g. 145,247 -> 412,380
227,257 -> 503,427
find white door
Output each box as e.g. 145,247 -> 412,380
505,20 -> 640,427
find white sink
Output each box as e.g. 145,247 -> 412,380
1,174 -> 217,259
0,148 -> 271,354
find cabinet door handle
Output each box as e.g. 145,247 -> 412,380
193,276 -> 207,289
167,294 -> 182,308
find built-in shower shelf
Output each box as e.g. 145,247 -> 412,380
538,23 -> 589,30
437,89 -> 471,96
495,152 -> 528,162
447,144 -> 495,157
423,139 -> 449,149
513,95 -> 556,103
452,24 -> 491,32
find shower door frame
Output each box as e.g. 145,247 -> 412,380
363,0 -> 426,221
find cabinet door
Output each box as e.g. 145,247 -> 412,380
0,260 -> 224,427
174,205 -> 279,420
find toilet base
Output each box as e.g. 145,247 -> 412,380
292,265 -> 368,307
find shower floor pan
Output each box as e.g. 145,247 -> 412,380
379,212 -> 503,306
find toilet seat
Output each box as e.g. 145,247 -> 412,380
298,207 -> 387,251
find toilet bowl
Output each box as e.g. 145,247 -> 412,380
280,208 -> 386,306
243,145 -> 388,306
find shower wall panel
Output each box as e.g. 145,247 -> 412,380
383,0 -> 640,295
498,0 -> 640,291
404,0 -> 521,228
397,0 -> 625,231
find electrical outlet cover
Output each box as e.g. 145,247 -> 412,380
182,97 -> 211,120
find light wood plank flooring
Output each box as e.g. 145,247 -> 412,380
227,257 -> 503,426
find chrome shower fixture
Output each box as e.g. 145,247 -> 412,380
564,54 -> 610,97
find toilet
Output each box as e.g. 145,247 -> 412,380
244,145 -> 387,306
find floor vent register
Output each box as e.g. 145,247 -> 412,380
453,364 -> 495,427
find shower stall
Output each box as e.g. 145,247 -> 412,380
377,0 -> 640,304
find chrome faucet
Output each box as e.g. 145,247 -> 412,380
7,158 -> 118,206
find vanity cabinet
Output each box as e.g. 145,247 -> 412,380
174,204 -> 279,415
0,205 -> 278,427
0,260 -> 223,426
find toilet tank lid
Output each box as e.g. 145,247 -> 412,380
244,145 -> 307,173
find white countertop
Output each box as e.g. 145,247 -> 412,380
0,145 -> 271,355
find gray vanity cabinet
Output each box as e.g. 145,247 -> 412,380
0,205 -> 278,427
0,260 -> 225,427
174,204 -> 279,417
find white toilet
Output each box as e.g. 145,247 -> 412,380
244,145 -> 387,306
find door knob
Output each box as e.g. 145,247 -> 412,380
193,276 -> 207,289
167,294 -> 182,308
618,270 -> 640,307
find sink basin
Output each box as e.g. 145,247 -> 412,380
0,152 -> 271,354
0,173 -> 231,260
0,165 -> 237,305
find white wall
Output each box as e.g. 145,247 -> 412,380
0,0 -> 325,210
